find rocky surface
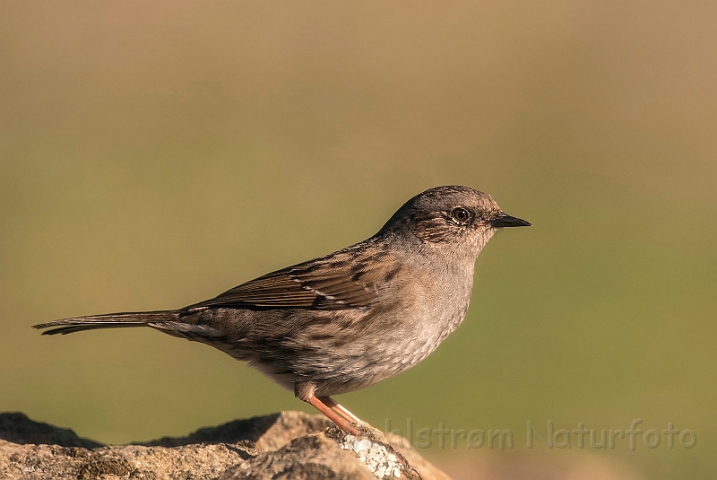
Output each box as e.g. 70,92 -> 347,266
0,411 -> 450,480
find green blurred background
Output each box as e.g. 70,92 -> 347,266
1,2 -> 715,478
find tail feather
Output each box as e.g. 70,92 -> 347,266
33,310 -> 178,336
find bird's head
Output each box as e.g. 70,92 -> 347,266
378,186 -> 530,255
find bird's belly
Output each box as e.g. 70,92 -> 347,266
313,299 -> 470,396
205,294 -> 472,396
372,302 -> 469,377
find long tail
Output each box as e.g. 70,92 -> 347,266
33,310 -> 179,335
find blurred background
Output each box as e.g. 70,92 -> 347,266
1,1 -> 715,479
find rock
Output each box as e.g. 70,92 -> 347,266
0,413 -> 102,449
219,434 -> 375,480
140,411 -> 332,452
0,411 -> 450,480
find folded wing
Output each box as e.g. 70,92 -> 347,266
184,248 -> 403,312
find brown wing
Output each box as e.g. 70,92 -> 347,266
184,247 -> 402,311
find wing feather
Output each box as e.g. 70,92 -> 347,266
184,246 -> 403,311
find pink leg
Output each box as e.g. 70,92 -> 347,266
319,396 -> 361,423
295,383 -> 360,435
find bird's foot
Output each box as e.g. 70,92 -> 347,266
353,421 -> 387,442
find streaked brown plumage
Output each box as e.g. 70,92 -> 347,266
34,186 -> 530,435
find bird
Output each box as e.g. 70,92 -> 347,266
34,186 -> 530,435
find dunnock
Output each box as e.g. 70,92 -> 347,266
35,186 -> 530,435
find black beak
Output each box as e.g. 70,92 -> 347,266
488,212 -> 532,228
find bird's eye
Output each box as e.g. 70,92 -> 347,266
451,207 -> 470,223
